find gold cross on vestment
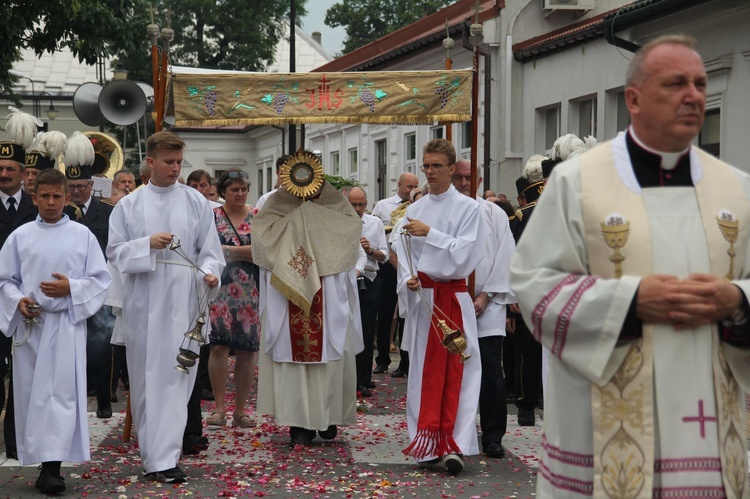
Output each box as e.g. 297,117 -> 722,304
297,333 -> 318,353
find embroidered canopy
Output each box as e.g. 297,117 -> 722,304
167,70 -> 473,127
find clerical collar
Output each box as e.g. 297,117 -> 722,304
626,130 -> 692,188
628,127 -> 690,170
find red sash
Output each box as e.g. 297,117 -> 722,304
402,272 -> 466,459
288,283 -> 324,362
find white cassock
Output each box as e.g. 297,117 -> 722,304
391,185 -> 483,459
257,248 -> 366,430
511,138 -> 750,497
107,183 -> 224,473
474,197 -> 515,336
0,216 -> 110,466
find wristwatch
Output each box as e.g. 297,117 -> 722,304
485,292 -> 496,300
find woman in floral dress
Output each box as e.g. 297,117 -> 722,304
207,169 -> 260,428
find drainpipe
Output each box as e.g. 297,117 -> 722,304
462,24 -> 492,191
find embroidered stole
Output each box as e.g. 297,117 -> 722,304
580,139 -> 748,499
288,283 -> 324,362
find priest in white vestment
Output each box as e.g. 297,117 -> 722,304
452,160 -> 515,459
253,157 -> 365,446
107,132 -> 223,483
0,169 -> 110,494
391,139 -> 483,474
511,36 -> 750,498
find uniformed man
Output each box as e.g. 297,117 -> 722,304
64,132 -> 115,419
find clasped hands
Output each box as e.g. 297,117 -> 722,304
636,273 -> 742,329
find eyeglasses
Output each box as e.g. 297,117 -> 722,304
226,171 -> 248,180
420,163 -> 448,172
68,183 -> 91,191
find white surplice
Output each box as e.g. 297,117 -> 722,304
391,185 -> 484,458
474,197 -> 515,337
0,215 -> 111,466
257,264 -> 365,430
511,142 -> 750,497
107,182 -> 224,473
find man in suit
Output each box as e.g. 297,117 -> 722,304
66,156 -> 115,419
0,137 -> 38,460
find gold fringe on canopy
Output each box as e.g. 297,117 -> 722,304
168,70 -> 473,127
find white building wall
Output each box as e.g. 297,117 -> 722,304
509,0 -> 750,176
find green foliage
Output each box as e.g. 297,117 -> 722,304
324,174 -> 360,190
324,0 -> 452,54
0,0 -> 149,96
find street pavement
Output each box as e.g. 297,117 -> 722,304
0,356 -> 540,498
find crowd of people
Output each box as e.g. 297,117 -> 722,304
1,34 -> 750,497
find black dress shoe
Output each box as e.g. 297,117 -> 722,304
87,388 -> 96,397
289,427 -> 315,446
518,410 -> 536,427
366,381 -> 376,389
318,425 -> 337,440
358,385 -> 372,397
6,450 -> 18,460
36,466 -> 66,494
485,442 -> 506,458
96,406 -> 113,419
391,368 -> 406,378
111,394 -> 119,403
373,365 -> 388,374
200,388 -> 215,401
182,434 -> 209,455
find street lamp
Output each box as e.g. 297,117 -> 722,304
8,69 -> 45,118
38,92 -> 58,121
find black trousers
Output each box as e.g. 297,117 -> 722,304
478,336 -> 507,448
1,334 -> 16,456
356,276 -> 381,387
197,344 -> 211,392
374,263 -> 397,368
86,306 -> 115,411
184,371 -> 203,438
514,318 -> 542,412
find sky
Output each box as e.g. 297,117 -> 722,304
299,0 -> 347,56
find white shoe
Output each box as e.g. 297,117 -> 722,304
444,453 -> 464,474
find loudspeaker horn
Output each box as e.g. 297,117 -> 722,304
73,82 -> 105,127
99,80 -> 147,126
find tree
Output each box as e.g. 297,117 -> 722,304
149,0 -> 307,71
0,0 -> 149,97
325,0 -> 452,54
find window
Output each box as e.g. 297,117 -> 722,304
405,133 -> 416,172
331,151 -> 340,176
266,167 -> 272,191
348,148 -> 358,175
257,169 -> 264,198
545,106 -> 560,150
375,139 -> 387,201
461,122 -> 472,150
578,97 -> 597,138
699,109 -> 720,157
431,126 -> 444,140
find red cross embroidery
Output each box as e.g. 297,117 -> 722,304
682,400 -> 716,439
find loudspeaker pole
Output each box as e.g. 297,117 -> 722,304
288,0 -> 296,154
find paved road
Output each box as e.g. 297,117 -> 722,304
0,359 -> 540,498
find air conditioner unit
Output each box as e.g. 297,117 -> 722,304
543,0 -> 595,10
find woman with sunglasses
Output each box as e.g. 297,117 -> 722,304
206,168 -> 260,429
